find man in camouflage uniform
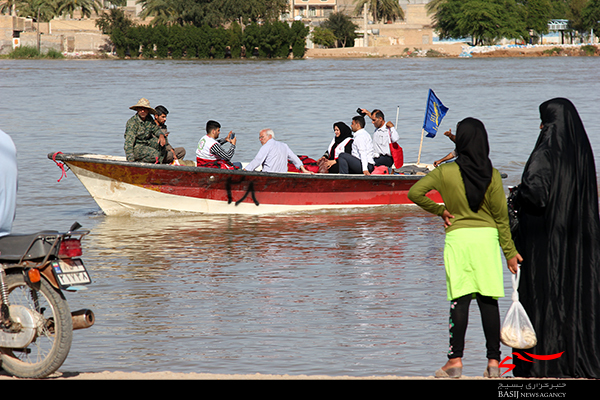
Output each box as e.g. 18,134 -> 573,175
124,98 -> 166,163
153,104 -> 186,164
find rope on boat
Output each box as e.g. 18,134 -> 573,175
52,151 -> 68,182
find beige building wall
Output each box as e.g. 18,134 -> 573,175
335,0 -> 356,15
403,2 -> 433,26
0,15 -> 110,55
300,0 -> 434,48
366,4 -> 435,47
314,1 -> 436,48
0,16 -> 32,53
125,0 -> 143,18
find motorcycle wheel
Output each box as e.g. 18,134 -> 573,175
0,273 -> 73,378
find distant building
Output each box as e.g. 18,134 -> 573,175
288,0 -> 337,19
336,0 -> 356,15
293,0 -> 436,48
125,0 -> 143,19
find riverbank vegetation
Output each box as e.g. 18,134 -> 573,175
3,0 -> 600,59
95,8 -> 308,59
4,46 -> 64,59
540,43 -> 599,55
1,0 -> 307,59
427,0 -> 600,46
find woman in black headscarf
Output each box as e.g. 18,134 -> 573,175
512,98 -> 600,378
317,122 -> 354,173
409,118 -> 521,378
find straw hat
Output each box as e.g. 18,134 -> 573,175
129,98 -> 156,114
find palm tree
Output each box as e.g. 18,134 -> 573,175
57,0 -> 102,19
5,0 -> 59,21
0,0 -> 17,15
425,0 -> 444,14
353,0 -> 404,23
323,12 -> 358,47
137,0 -> 178,26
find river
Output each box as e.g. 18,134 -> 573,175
0,56 -> 598,377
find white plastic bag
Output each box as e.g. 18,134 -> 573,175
500,269 -> 537,349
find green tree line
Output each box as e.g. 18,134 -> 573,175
427,0 -> 600,45
136,0 -> 288,28
96,8 -> 309,59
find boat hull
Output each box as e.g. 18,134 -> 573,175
50,153 -> 442,215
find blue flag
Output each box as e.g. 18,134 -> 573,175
422,89 -> 448,138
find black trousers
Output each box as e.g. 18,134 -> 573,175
448,293 -> 501,361
337,152 -> 374,174
374,154 -> 393,167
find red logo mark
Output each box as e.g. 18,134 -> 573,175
500,352 -> 564,376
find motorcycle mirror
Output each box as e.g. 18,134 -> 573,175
69,222 -> 82,232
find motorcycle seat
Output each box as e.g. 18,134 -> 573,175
0,231 -> 60,262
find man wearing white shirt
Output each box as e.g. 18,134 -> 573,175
244,129 -> 312,174
361,108 -> 401,167
337,115 -> 375,175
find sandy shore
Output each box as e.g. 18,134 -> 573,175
0,370 -> 441,380
0,370 -> 589,380
0,371 -> 430,380
0,368 -> 448,380
305,43 -> 600,59
306,42 -> 465,58
57,42 -> 598,60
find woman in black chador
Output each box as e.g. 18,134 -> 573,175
512,98 -> 600,378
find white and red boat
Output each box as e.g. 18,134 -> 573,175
49,153 -> 442,215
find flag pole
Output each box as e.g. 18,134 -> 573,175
395,106 -> 399,127
417,129 -> 425,165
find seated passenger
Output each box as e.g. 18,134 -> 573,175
361,108 -> 401,167
317,122 -> 353,173
124,98 -> 166,163
195,120 -> 237,169
337,115 -> 375,175
243,129 -> 312,174
153,105 -> 186,164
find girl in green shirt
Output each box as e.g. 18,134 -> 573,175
408,117 -> 522,378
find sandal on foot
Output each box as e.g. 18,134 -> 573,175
484,366 -> 500,378
435,367 -> 462,378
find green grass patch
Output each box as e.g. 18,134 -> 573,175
45,48 -> 65,59
7,46 -> 65,59
581,45 -> 597,56
542,47 -> 562,56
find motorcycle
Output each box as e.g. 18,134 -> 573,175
0,222 -> 94,378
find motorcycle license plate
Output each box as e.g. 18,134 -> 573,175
51,259 -> 92,288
